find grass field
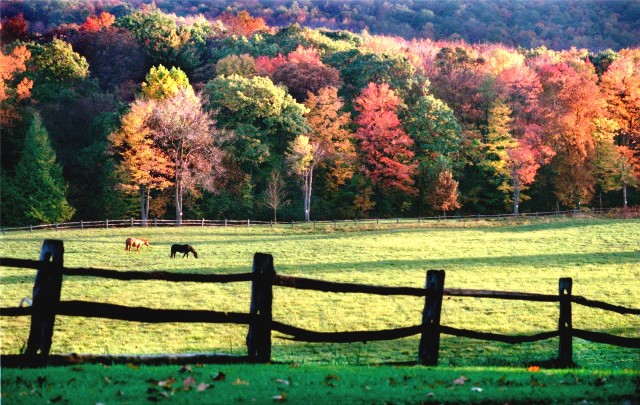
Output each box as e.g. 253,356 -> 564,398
1,217 -> 638,369
1,217 -> 639,403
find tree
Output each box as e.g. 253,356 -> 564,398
142,65 -> 190,100
404,94 -> 462,214
505,128 -> 555,214
2,112 -> 75,225
304,87 -> 355,191
272,61 -> 342,102
220,10 -> 268,38
428,170 -> 460,218
150,88 -> 226,224
286,134 -> 314,221
262,170 -> 289,222
116,6 -> 214,72
204,73 -> 309,214
215,54 -> 257,78
0,13 -> 30,44
354,82 -> 416,194
537,61 -> 604,209
81,12 -> 115,32
70,27 -> 149,93
1,44 -> 33,164
599,49 -> 640,207
108,99 -> 173,221
25,38 -> 89,101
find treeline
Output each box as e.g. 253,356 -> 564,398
3,0 -> 640,51
1,4 -> 639,226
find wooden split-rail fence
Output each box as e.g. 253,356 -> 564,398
1,239 -> 639,368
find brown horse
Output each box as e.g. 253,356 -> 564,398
125,237 -> 149,252
170,244 -> 198,258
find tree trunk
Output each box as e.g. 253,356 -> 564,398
175,178 -> 183,225
306,164 -> 314,222
622,183 -> 628,209
512,178 -> 520,216
140,186 -> 148,221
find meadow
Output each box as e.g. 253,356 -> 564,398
1,217 -> 638,369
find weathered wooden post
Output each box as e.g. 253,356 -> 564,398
247,253 -> 275,363
558,277 -> 573,367
25,239 -> 64,362
418,270 -> 446,366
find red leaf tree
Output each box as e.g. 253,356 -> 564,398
354,82 -> 416,194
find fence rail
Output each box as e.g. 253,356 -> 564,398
3,207 -> 639,234
1,239 -> 638,368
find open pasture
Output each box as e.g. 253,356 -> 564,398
1,217 -> 638,369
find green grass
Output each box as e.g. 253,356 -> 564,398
1,217 -> 639,370
2,364 -> 639,404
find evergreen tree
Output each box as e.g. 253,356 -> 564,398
5,112 -> 75,225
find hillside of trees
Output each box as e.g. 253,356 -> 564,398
3,0 -> 640,51
1,2 -> 639,226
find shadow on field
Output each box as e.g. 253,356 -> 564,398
483,218 -> 626,233
276,251 -> 640,274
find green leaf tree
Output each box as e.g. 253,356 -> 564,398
404,94 -> 462,214
3,112 -> 75,225
26,38 -> 89,100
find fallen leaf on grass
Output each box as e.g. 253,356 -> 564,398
232,378 -> 249,386
183,376 -> 196,389
157,376 -> 177,388
126,363 -> 139,370
527,365 -> 541,372
179,365 -> 192,373
275,379 -> 290,385
452,375 -> 468,385
471,387 -> 483,392
197,383 -> 210,392
272,393 -> 287,402
212,371 -> 226,381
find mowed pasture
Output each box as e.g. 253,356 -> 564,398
1,217 -> 639,369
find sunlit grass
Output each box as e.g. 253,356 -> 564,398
1,217 -> 638,368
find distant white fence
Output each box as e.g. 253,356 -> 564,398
2,207 -> 636,234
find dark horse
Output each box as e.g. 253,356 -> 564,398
170,244 -> 198,258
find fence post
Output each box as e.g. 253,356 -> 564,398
558,277 -> 573,367
25,239 -> 64,362
247,253 -> 275,363
418,270 -> 446,366
202,218 -> 205,227
106,219 -> 109,228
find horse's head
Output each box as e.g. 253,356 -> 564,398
141,238 -> 149,246
190,246 -> 199,258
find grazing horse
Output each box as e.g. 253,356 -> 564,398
125,237 -> 149,252
170,244 -> 198,258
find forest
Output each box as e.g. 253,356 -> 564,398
1,0 -> 639,226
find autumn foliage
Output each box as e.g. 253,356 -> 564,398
1,3 -> 639,225
354,83 -> 416,194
